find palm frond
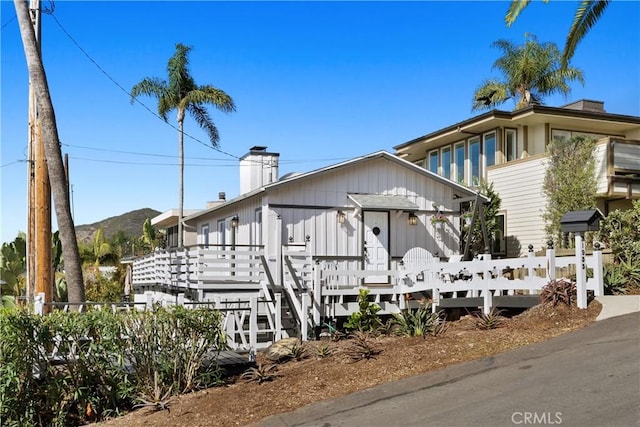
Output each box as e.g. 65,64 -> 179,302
187,103 -> 220,146
505,0 -> 532,27
562,0 -> 609,67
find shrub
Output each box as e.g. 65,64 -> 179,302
392,304 -> 446,337
473,308 -> 505,330
540,278 -> 576,307
343,289 -> 382,332
343,331 -> 382,362
0,305 -> 226,426
240,364 -> 278,384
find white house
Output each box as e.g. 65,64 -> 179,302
184,147 -> 482,276
394,100 -> 640,257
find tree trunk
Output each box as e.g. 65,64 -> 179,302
14,0 -> 85,306
177,109 -> 185,248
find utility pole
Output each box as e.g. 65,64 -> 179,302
26,0 -> 52,308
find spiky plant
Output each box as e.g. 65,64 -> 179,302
240,364 -> 278,384
473,308 -> 505,330
313,343 -> 333,359
540,278 -> 577,307
392,304 -> 445,338
343,331 -> 382,362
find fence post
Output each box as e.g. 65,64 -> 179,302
527,244 -> 537,294
145,290 -> 153,310
274,293 -> 282,341
301,293 -> 310,341
312,259 -> 322,325
276,215 -> 283,288
483,255 -> 492,314
34,292 -> 45,315
593,242 -> 604,297
575,233 -> 587,309
177,293 -> 185,306
249,297 -> 258,352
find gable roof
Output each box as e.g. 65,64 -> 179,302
185,150 -> 483,222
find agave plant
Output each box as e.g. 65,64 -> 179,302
473,308 -> 505,330
540,278 -> 577,307
240,364 -> 278,384
392,304 -> 445,337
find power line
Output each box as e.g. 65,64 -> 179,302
1,14 -> 16,31
48,12 -> 244,161
1,160 -> 25,168
60,142 -> 350,164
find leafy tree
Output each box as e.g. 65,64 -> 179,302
14,0 -> 85,305
505,0 -> 610,67
542,136 -> 597,246
472,34 -> 584,111
1,235 -> 27,303
131,43 -> 235,248
598,201 -> 640,265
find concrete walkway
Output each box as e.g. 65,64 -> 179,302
595,295 -> 640,321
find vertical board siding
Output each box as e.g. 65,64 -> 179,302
594,142 -> 608,194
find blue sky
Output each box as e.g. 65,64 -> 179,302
2,1 -> 639,243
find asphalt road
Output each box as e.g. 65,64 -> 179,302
257,312 -> 640,427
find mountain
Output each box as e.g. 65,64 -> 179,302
74,208 -> 161,243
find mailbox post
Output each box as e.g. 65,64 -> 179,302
559,209 -> 604,309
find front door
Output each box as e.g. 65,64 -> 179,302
363,211 -> 389,284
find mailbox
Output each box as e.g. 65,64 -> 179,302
559,209 -> 604,233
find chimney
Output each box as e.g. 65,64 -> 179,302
239,146 -> 279,194
562,99 -> 605,113
206,192 -> 227,209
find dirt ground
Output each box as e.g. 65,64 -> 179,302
100,300 -> 602,427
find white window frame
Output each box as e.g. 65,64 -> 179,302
505,128 -> 518,162
453,141 -> 466,184
428,149 -> 439,175
468,137 -> 481,186
440,145 -> 452,180
482,131 -> 497,175
200,223 -> 210,246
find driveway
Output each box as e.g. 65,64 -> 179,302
257,312 -> 640,427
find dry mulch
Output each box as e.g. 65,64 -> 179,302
100,300 -> 601,427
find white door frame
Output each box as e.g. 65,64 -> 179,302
362,210 -> 390,284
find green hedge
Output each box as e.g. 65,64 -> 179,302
0,306 -> 226,426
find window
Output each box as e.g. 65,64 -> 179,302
200,224 -> 209,246
469,137 -> 480,186
492,214 -> 506,256
454,142 -> 465,184
483,132 -> 496,173
505,129 -> 518,162
441,146 -> 451,179
252,209 -> 262,246
551,129 -> 606,142
217,220 -> 226,250
428,150 -> 439,174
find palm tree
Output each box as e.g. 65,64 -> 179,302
14,0 -> 85,306
505,0 -> 610,67
131,43 -> 235,248
472,35 -> 584,111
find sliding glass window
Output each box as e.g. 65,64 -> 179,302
454,142 -> 465,184
469,137 -> 480,185
483,132 -> 496,173
505,129 -> 517,162
440,146 -> 451,180
428,150 -> 439,174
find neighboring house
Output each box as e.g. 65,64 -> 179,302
151,208 -> 202,247
393,100 -> 640,257
182,147 -> 483,276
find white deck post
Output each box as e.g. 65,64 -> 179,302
313,260 -> 322,325
301,293 -> 310,341
483,255 -> 492,314
34,292 -> 45,315
527,244 -> 536,293
575,233 -> 587,309
275,215 -> 283,288
249,297 -> 258,351
145,291 -> 153,310
274,293 -> 282,341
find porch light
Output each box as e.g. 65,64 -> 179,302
231,215 -> 239,228
337,210 -> 346,224
408,212 -> 418,225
